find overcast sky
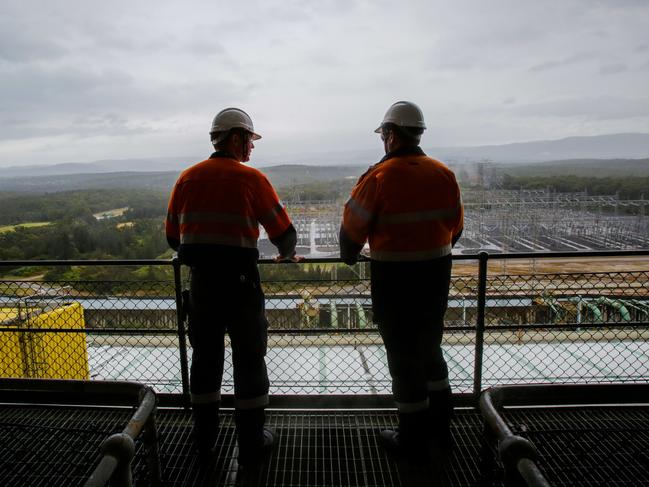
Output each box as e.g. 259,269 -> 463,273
1,0 -> 648,167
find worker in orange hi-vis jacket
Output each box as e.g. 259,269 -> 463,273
165,108 -> 299,468
339,101 -> 464,459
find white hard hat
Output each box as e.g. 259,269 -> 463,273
374,101 -> 426,133
210,108 -> 261,140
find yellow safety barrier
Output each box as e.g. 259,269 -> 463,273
0,302 -> 90,379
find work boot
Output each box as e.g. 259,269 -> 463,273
192,402 -> 220,462
428,388 -> 454,449
379,429 -> 402,455
380,411 -> 431,461
235,408 -> 275,467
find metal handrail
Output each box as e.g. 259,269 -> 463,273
0,248 -> 647,267
84,385 -> 159,487
479,383 -> 649,487
0,379 -> 161,487
480,386 -> 550,487
1,250 -> 648,405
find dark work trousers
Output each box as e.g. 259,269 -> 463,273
371,256 -> 452,425
188,265 -> 270,441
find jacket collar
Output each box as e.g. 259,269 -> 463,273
379,145 -> 425,163
209,150 -> 238,160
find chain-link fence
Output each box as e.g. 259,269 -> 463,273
0,261 -> 186,395
0,252 -> 647,399
481,268 -> 649,389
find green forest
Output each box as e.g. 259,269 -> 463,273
501,174 -> 649,200
1,159 -> 647,281
0,185 -> 360,282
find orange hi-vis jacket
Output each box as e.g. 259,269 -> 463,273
166,152 -> 292,261
342,147 -> 463,262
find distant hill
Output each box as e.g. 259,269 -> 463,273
0,157 -> 647,194
0,165 -> 366,194
431,133 -> 649,163
262,164 -> 364,188
0,171 -> 179,193
497,158 -> 649,177
0,157 -> 192,178
2,133 -> 649,178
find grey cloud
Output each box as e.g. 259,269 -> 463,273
70,113 -> 153,139
304,50 -> 346,69
1,0 -> 649,165
0,65 -> 134,112
599,63 -> 628,75
297,0 -> 361,18
184,40 -> 227,56
0,114 -> 151,142
0,22 -> 68,62
81,21 -> 140,51
178,35 -> 238,67
0,61 -> 247,113
512,96 -> 649,120
590,0 -> 649,6
0,59 -> 250,143
267,4 -> 311,23
529,53 -> 594,72
61,17 -> 173,58
435,55 -> 480,71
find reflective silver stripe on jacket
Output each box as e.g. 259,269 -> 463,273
396,398 -> 429,413
427,377 -> 450,391
178,211 -> 257,229
370,244 -> 452,262
258,203 -> 283,226
181,233 -> 258,248
345,197 -> 374,222
234,394 -> 269,410
376,207 -> 460,225
191,391 -> 221,404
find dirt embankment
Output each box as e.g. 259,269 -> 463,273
453,256 -> 649,276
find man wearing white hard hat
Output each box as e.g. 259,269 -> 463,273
166,108 -> 298,467
340,101 -> 464,459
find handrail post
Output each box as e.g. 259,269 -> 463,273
172,257 -> 191,407
473,251 -> 489,402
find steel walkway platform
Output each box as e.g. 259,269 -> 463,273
2,404 -> 648,486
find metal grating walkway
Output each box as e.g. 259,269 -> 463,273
155,409 -> 492,487
501,406 -> 649,487
0,405 -> 134,487
3,404 -> 648,486
0,406 -> 494,487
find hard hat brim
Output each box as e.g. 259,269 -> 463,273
374,125 -> 383,134
209,130 -> 262,141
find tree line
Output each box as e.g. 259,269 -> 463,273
0,189 -> 169,226
501,174 -> 649,200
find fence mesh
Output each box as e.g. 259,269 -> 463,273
482,270 -> 649,388
0,259 -> 647,395
0,275 -> 182,393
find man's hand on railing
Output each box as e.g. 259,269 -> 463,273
273,254 -> 304,263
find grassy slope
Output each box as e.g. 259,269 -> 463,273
0,222 -> 51,233
497,158 -> 649,177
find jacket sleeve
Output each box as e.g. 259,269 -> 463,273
270,224 -> 297,259
253,175 -> 294,254
339,226 -> 364,265
451,176 -> 464,247
165,182 -> 181,251
339,171 -> 379,265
